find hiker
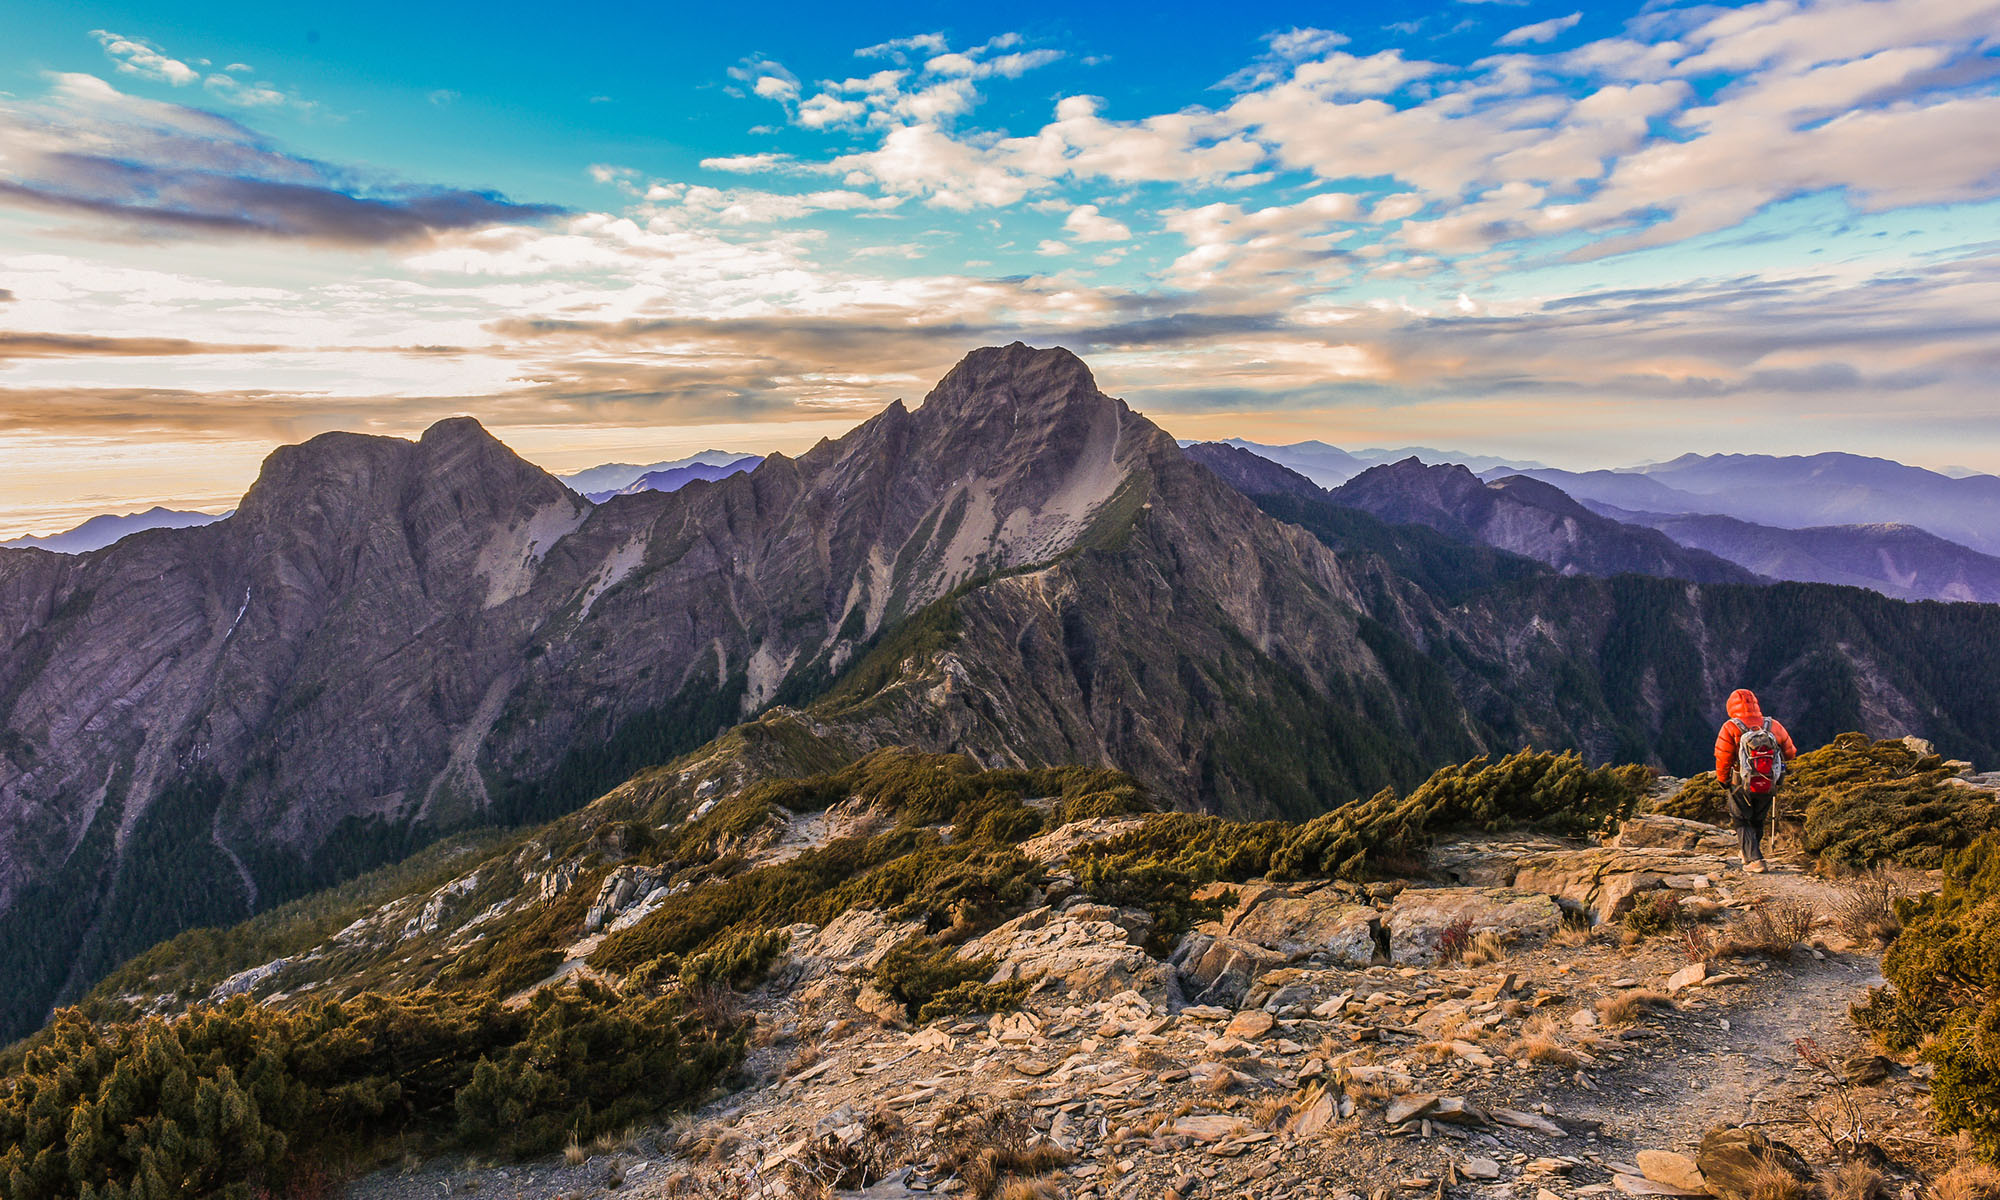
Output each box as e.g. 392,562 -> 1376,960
1713,688 -> 1798,873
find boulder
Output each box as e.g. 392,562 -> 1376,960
1017,817 -> 1149,868
1172,931 -> 1285,1008
791,908 -> 925,980
1615,816 -> 1736,853
1384,888 -> 1562,964
1637,1150 -> 1708,1194
959,904 -> 1166,1002
1513,846 -> 1729,924
1696,1127 -> 1811,1200
1220,887 -> 1380,965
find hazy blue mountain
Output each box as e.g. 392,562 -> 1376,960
581,455 -> 762,502
1219,438 -> 1546,487
0,507 -> 228,554
1488,454 -> 2000,556
1596,506 -> 2000,604
556,450 -> 758,496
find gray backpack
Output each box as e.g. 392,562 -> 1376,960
1732,718 -> 1783,795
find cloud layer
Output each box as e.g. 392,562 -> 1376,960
2,7 -> 1999,535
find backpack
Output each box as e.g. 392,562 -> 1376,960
1733,718 -> 1783,795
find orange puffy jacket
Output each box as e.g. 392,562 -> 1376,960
1714,688 -> 1798,783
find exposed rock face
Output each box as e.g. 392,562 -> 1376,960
958,901 -> 1166,1002
1328,458 -> 1757,584
1384,888 -> 1563,965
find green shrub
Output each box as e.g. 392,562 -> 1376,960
872,937 -> 1023,1023
677,928 -> 791,991
0,984 -> 739,1198
1802,779 -> 1997,869
1654,774 -> 1728,823
453,981 -> 738,1156
1859,834 -> 2000,1160
1070,750 -> 1649,945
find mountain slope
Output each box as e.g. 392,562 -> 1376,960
1325,458 -> 1758,585
0,506 -> 228,553
1597,508 -> 2000,603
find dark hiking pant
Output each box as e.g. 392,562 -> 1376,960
1737,819 -> 1763,866
1728,787 -> 1772,865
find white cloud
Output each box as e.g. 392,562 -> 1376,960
1036,239 -> 1070,255
91,30 -> 199,86
858,33 -> 949,60
1498,12 -> 1583,46
1063,204 -> 1132,242
700,152 -> 793,172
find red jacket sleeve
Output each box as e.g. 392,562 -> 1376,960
1770,719 -> 1798,760
1714,722 -> 1739,783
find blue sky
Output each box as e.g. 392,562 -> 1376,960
1,0 -> 1998,533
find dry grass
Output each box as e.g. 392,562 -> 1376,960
1830,869 -> 1904,944
783,1043 -> 823,1079
933,1099 -> 1071,1200
1722,898 -> 1819,957
564,1137 -> 588,1166
1435,916 -> 1476,965
1461,930 -> 1508,966
1746,1161 -> 1819,1200
1827,1163 -> 1887,1200
1554,909 -> 1595,947
1595,989 -> 1674,1026
1254,1094 -> 1294,1129
1510,1016 -> 1582,1067
996,1180 -> 1063,1200
1933,1140 -> 2000,1200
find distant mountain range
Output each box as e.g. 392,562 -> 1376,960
580,455 -> 762,503
1595,508 -> 2000,604
1186,445 -> 1756,586
557,450 -> 760,496
1214,438 -> 1547,487
1486,452 -> 2000,557
0,507 -> 229,554
1220,439 -> 2000,604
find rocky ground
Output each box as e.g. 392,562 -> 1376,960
345,813 -> 1952,1200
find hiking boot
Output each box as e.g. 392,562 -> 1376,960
1745,860 -> 1767,874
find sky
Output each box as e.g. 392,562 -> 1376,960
1,0 -> 1998,536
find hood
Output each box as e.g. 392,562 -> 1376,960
1727,688 -> 1764,726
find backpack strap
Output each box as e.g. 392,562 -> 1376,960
1731,717 -> 1750,733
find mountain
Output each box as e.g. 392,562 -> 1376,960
7,344 -> 2000,1043
1216,438 -> 1372,487
556,450 -> 758,496
1597,508 -> 2000,604
0,506 -> 228,554
1220,438 -> 1547,487
1315,457 -> 1758,585
1489,453 -> 2000,556
580,455 -> 762,502
0,344 -> 1471,1036
1182,442 -> 1328,502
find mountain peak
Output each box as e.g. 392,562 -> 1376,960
919,343 -> 1103,420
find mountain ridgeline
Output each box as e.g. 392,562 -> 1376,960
4,344 -> 2000,1040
